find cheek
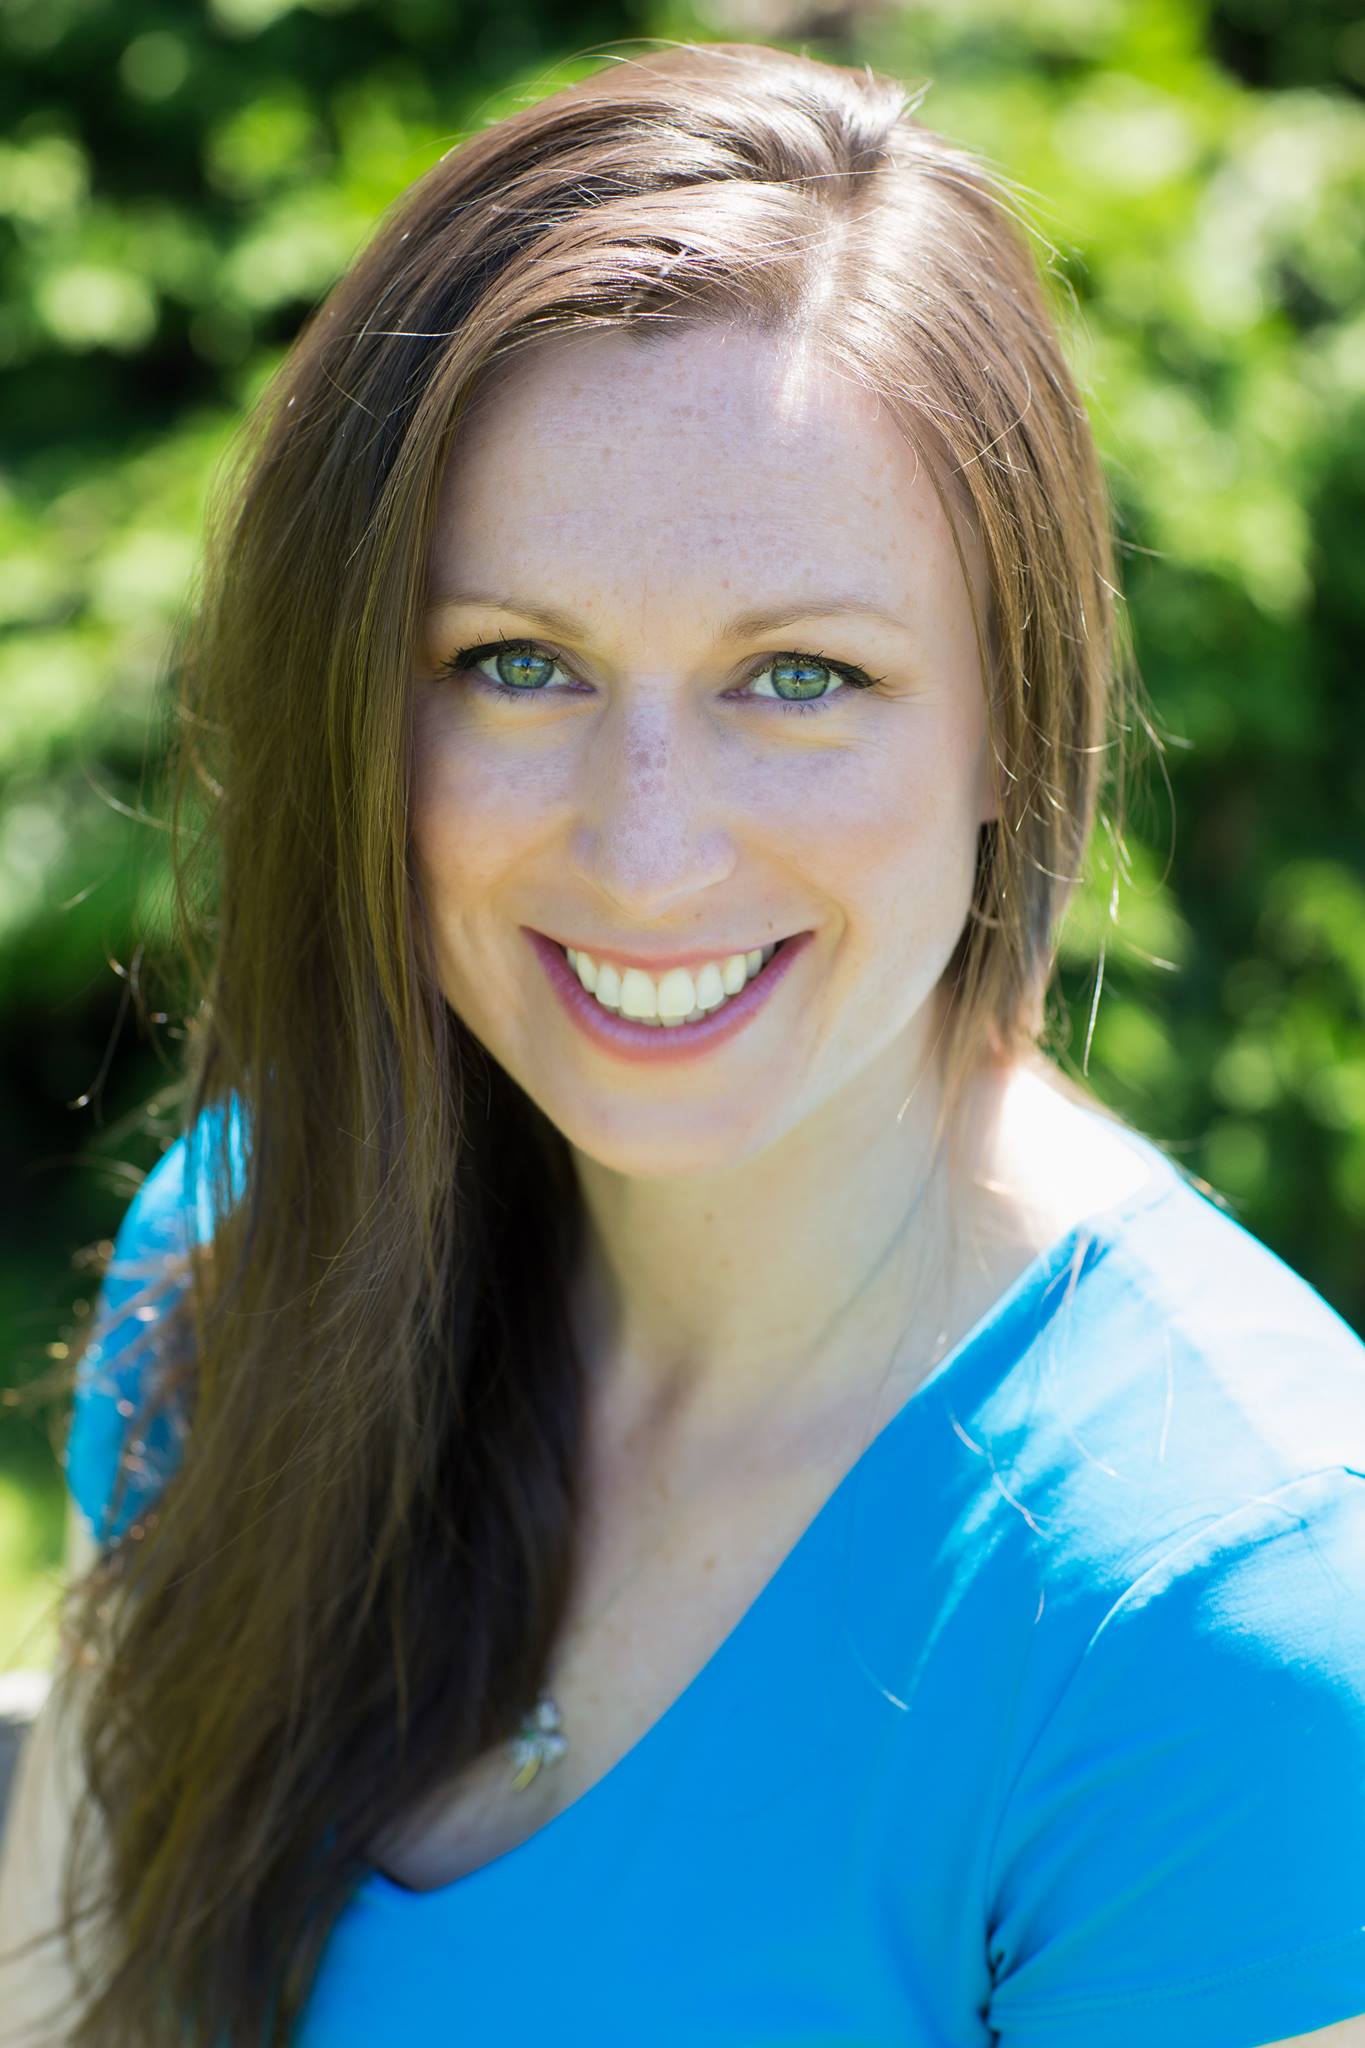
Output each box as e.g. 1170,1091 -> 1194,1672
818,728 -> 985,976
410,711 -> 548,904
812,730 -> 974,884
410,727 -> 552,1020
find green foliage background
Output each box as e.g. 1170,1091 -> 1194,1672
3,0 -> 1362,1670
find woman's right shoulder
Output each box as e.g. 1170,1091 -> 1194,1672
64,1102 -> 247,1551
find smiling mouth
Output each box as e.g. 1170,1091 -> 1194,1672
546,934 -> 800,971
551,933 -> 797,1027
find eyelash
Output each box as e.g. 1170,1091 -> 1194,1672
435,636 -> 885,718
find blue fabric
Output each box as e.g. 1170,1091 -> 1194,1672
66,1099 -> 247,1549
65,1108 -> 1365,2045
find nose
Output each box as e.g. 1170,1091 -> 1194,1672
566,700 -> 737,925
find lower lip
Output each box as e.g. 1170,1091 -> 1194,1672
524,929 -> 814,1065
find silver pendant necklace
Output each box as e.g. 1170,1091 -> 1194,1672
504,1166 -> 948,1792
510,1692 -> 568,1790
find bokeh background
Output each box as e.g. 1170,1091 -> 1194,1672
2,0 -> 1362,1677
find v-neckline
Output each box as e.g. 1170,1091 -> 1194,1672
362,1135 -> 1183,1907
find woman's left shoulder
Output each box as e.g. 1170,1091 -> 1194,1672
982,1061 -> 1365,1522
984,1459 -> 1365,2047
1010,1061 -> 1364,1371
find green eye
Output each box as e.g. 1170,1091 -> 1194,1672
474,643 -> 560,691
753,656 -> 842,705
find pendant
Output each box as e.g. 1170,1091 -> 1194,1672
509,1691 -> 568,1791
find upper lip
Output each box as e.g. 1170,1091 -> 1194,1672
534,930 -> 799,972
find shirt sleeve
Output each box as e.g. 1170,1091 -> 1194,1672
984,1464 -> 1365,2047
65,1134 -> 197,1550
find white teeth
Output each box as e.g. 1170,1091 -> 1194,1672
563,940 -> 783,1026
692,961 -> 726,1012
620,967 -> 661,1021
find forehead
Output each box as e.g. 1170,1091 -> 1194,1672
426,324 -> 967,618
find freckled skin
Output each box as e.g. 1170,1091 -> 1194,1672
411,322 -> 1005,1402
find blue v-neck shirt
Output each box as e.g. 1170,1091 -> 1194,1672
65,1106 -> 1365,2044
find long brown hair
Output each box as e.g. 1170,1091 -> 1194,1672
13,39 -> 1151,2045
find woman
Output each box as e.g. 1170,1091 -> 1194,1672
3,39 -> 1363,2048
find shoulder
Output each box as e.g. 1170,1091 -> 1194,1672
984,1463 -> 1365,2045
1088,1153 -> 1365,1489
990,1065 -> 1365,1490
931,1072 -> 1365,2041
64,1101 -> 247,1550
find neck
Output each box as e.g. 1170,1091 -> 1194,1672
564,999 -> 1010,1440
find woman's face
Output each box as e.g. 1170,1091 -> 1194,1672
412,322 -> 999,1175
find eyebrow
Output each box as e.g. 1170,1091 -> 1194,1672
422,590 -> 908,639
